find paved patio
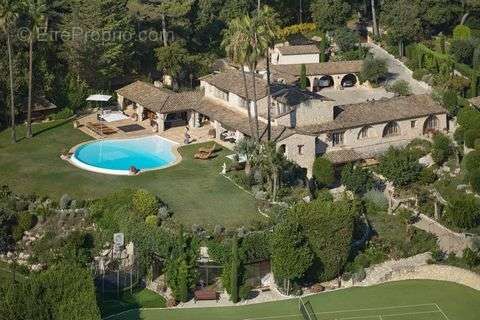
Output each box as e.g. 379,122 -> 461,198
319,87 -> 394,105
75,109 -> 235,150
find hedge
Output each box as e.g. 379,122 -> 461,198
406,43 -> 480,97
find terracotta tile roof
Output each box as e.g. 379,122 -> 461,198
196,97 -> 295,142
271,60 -> 363,83
324,149 -> 367,164
200,70 -> 273,100
296,94 -> 447,134
116,81 -> 203,113
272,87 -> 332,105
277,44 -> 320,55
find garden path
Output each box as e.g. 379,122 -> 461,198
365,43 -> 431,95
414,214 -> 470,256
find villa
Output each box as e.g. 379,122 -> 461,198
115,67 -> 448,177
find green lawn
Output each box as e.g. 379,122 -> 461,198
0,261 -> 28,283
0,121 -> 259,227
99,288 -> 166,318
104,280 -> 480,320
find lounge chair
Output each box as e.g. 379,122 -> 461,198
86,122 -> 117,135
194,150 -> 216,160
198,143 -> 218,154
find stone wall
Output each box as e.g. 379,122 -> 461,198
279,133 -> 317,177
316,113 -> 448,157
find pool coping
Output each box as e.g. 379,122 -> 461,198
66,135 -> 183,176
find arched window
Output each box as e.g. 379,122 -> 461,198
423,115 -> 439,134
278,144 -> 286,155
358,126 -> 372,139
383,121 -> 400,137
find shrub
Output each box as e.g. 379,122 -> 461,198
157,206 -> 171,220
418,167 -> 437,185
11,212 -> 36,241
239,284 -> 252,300
442,90 -> 459,114
468,168 -> 480,193
363,190 -> 388,214
312,158 -> 335,187
386,80 -> 411,96
463,248 -> 480,267
475,139 -> 480,150
444,193 -> 480,229
407,138 -> 432,158
145,215 -> 159,227
412,68 -> 429,81
453,25 -> 472,40
316,189 -> 334,202
462,150 -> 480,173
457,107 -> 480,130
464,129 -> 480,148
132,189 -> 158,218
352,267 -> 366,282
59,194 -> 72,210
378,148 -> 422,187
334,27 -> 359,52
454,127 -> 465,145
431,133 -> 453,165
341,163 -> 376,195
360,57 -> 388,85
449,39 -> 475,65
50,108 -> 74,121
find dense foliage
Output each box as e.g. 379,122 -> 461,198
431,133 -> 453,165
271,217 -> 312,294
341,163 -> 376,195
289,198 -> 358,281
0,264 -> 100,319
444,193 -> 480,230
378,147 -> 423,187
312,157 -> 335,188
360,57 -> 388,85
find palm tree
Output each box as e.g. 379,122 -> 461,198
222,17 -> 257,140
256,6 -> 280,141
25,0 -> 47,139
258,142 -> 284,201
371,0 -> 378,36
233,137 -> 259,176
0,0 -> 20,143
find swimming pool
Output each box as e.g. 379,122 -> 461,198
70,136 -> 179,175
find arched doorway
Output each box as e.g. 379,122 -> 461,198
383,121 -> 401,137
341,74 -> 357,88
314,75 -> 334,91
278,144 -> 286,155
423,115 -> 440,134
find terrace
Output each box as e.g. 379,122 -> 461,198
0,121 -> 259,228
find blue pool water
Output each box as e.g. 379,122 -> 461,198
73,136 -> 177,173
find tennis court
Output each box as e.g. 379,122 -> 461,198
244,300 -> 450,320
105,280 -> 479,320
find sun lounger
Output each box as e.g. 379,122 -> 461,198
197,143 -> 218,154
86,122 -> 117,135
194,150 -> 216,160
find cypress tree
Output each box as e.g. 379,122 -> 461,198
473,46 -> 480,70
300,64 -> 307,90
230,236 -> 240,303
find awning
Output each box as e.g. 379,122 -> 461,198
86,94 -> 112,102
